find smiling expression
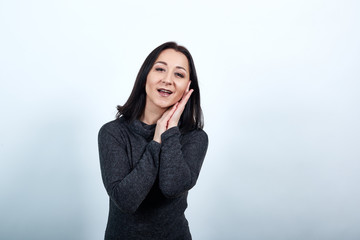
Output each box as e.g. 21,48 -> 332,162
145,48 -> 190,112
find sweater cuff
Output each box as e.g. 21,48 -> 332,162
148,140 -> 161,152
161,126 -> 180,142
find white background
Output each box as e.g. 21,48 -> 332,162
1,0 -> 360,239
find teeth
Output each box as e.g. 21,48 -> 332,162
159,89 -> 172,94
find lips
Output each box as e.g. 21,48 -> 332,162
157,88 -> 173,97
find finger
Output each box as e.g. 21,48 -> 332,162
186,80 -> 191,93
178,89 -> 194,108
160,102 -> 178,121
168,92 -> 191,126
169,102 -> 179,116
170,92 -> 193,125
165,103 -> 179,128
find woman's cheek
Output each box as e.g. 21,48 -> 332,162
177,89 -> 186,101
174,82 -> 188,102
174,94 -> 182,103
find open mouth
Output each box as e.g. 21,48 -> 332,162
157,88 -> 173,96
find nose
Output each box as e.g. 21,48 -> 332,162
162,72 -> 173,85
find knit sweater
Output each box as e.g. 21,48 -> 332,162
98,117 -> 208,240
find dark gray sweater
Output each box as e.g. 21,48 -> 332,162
98,117 -> 208,240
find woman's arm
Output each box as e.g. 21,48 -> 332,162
152,81 -> 208,198
98,125 -> 160,213
159,127 -> 208,198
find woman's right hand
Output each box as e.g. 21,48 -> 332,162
153,102 -> 179,143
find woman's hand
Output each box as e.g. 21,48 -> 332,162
153,81 -> 193,143
153,102 -> 179,143
167,81 -> 193,129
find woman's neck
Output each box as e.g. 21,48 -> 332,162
140,102 -> 167,125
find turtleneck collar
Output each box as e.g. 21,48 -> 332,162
128,119 -> 156,140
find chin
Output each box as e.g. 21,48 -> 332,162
157,100 -> 177,109
158,103 -> 175,109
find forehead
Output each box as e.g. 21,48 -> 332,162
156,49 -> 189,70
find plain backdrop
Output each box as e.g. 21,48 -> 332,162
1,0 -> 360,239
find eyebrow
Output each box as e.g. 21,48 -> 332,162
155,61 -> 187,72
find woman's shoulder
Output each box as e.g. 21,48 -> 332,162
101,116 -> 126,128
182,127 -> 208,145
98,117 -> 130,140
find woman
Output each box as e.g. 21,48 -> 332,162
98,42 -> 208,240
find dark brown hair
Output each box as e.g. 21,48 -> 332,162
116,41 -> 203,132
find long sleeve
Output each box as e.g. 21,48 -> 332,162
159,127 -> 208,198
98,125 -> 161,214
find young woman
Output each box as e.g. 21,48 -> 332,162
98,42 -> 208,240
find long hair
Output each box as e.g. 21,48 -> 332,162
116,41 -> 204,132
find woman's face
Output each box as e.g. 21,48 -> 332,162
145,49 -> 190,112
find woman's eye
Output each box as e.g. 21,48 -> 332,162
175,73 -> 184,78
155,67 -> 165,72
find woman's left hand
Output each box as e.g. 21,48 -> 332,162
167,81 -> 193,129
